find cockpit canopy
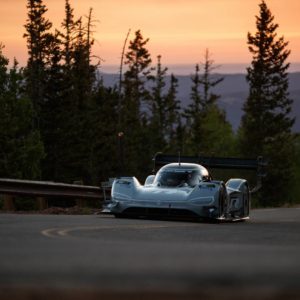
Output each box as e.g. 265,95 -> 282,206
154,163 -> 210,188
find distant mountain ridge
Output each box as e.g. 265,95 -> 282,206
100,72 -> 300,132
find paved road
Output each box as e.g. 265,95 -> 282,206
1,208 -> 300,299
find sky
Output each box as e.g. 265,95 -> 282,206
0,0 -> 299,74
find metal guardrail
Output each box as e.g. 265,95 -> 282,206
0,178 -> 103,198
0,178 -> 108,211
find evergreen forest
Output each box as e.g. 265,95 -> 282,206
0,0 -> 299,207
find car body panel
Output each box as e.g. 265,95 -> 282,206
105,162 -> 251,221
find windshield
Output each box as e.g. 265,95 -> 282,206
154,170 -> 200,187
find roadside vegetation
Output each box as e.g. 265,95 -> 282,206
0,0 -> 298,208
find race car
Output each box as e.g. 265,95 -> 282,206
105,154 -> 265,221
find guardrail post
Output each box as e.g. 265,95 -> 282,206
37,197 -> 47,210
3,195 -> 15,211
73,180 -> 86,208
76,198 -> 87,208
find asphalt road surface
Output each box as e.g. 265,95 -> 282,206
1,208 -> 300,300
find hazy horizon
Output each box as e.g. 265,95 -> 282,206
101,62 -> 300,75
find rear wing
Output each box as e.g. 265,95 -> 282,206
153,153 -> 267,193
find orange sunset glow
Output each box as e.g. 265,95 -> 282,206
0,0 -> 299,73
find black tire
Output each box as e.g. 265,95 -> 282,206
218,185 -> 226,218
241,183 -> 250,218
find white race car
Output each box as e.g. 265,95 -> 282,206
105,154 -> 265,221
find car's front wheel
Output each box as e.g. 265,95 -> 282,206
218,185 -> 226,218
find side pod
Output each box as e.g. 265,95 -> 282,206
226,179 -> 250,219
112,177 -> 140,201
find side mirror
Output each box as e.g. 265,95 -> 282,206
144,175 -> 155,186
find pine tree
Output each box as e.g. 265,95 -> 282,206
201,49 -> 224,108
61,0 -> 77,67
23,0 -> 53,126
69,14 -> 97,183
122,30 -> 152,124
45,3 -> 98,184
41,31 -> 64,180
148,57 -> 182,157
190,64 -> 203,111
52,0 -> 79,182
164,74 -> 181,148
183,64 -> 203,154
121,30 -> 153,177
88,81 -> 119,184
239,0 -> 294,206
200,105 -> 236,156
151,56 -> 168,131
148,55 -> 168,154
0,45 -> 44,179
184,51 -> 233,156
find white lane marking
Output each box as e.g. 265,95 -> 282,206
41,223 -> 198,238
41,228 -> 61,238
